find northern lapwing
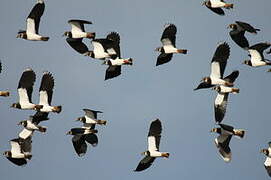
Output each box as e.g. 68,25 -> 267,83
3,138 -> 32,166
243,42 -> 271,67
11,69 -> 43,111
134,119 -> 169,172
194,42 -> 233,90
102,32 -> 133,80
39,72 -> 62,113
17,0 -> 49,41
261,142 -> 271,177
67,125 -> 98,157
155,24 -> 187,66
18,116 -> 47,139
210,123 -> 245,162
63,19 -> 95,39
228,21 -> 260,49
212,71 -> 239,123
77,109 -> 107,125
202,0 -> 233,16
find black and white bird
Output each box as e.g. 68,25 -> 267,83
63,19 -> 95,39
134,119 -> 169,172
77,109 -> 107,125
210,123 -> 245,162
3,138 -> 32,166
212,71 -> 239,123
228,21 -> 260,49
11,69 -> 43,111
202,0 -> 233,16
18,116 -> 47,139
0,61 -> 10,97
17,0 -> 49,41
67,126 -> 98,156
194,42 -> 233,90
102,32 -> 133,80
243,42 -> 271,67
155,24 -> 187,66
39,72 -> 62,113
261,142 -> 271,177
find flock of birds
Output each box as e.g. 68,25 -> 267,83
2,0 -> 271,177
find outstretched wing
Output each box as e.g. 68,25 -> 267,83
105,65 -> 121,80
210,42 -> 230,79
156,53 -> 173,66
68,19 -> 92,33
66,38 -> 89,54
39,72 -> 54,106
134,156 -> 156,172
148,119 -> 162,151
72,135 -> 87,157
230,31 -> 249,49
83,109 -> 102,119
161,24 -> 177,47
27,0 -> 45,34
236,21 -> 259,34
18,68 -> 36,104
214,93 -> 229,124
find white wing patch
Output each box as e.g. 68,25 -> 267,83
249,49 -> 263,64
265,157 -> 271,167
39,90 -> 49,106
210,61 -> 221,79
19,129 -> 33,139
18,88 -> 31,104
148,136 -> 158,151
10,140 -> 22,154
26,18 -> 36,34
70,22 -> 83,34
215,93 -> 225,106
210,0 -> 225,8
92,41 -> 106,58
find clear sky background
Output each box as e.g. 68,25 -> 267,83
1,0 -> 271,179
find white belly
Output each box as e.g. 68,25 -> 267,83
72,32 -> 87,39
27,33 -> 42,41
21,103 -> 35,110
149,151 -> 162,157
220,86 -> 233,93
40,105 -> 53,112
210,0 -> 225,8
163,45 -> 177,54
210,77 -> 226,85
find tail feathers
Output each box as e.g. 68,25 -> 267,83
234,129 -> 245,138
41,37 -> 49,41
0,91 -> 10,97
232,88 -> 240,94
53,106 -> 62,113
38,126 -> 47,133
97,120 -> 107,125
224,3 -> 233,9
177,49 -> 187,54
25,154 -> 32,160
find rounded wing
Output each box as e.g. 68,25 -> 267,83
18,68 -> 36,104
39,72 -> 54,106
210,42 -> 230,79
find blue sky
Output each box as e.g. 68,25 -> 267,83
1,0 -> 271,179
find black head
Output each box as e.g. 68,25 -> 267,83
16,31 -> 27,39
202,77 -> 211,84
63,31 -> 72,38
242,60 -> 252,66
228,24 -> 237,30
155,47 -> 164,53
76,117 -> 86,123
3,151 -> 11,157
210,128 -> 221,134
11,103 -> 21,109
261,149 -> 269,156
18,120 -> 27,127
141,151 -> 150,156
202,1 -> 210,7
